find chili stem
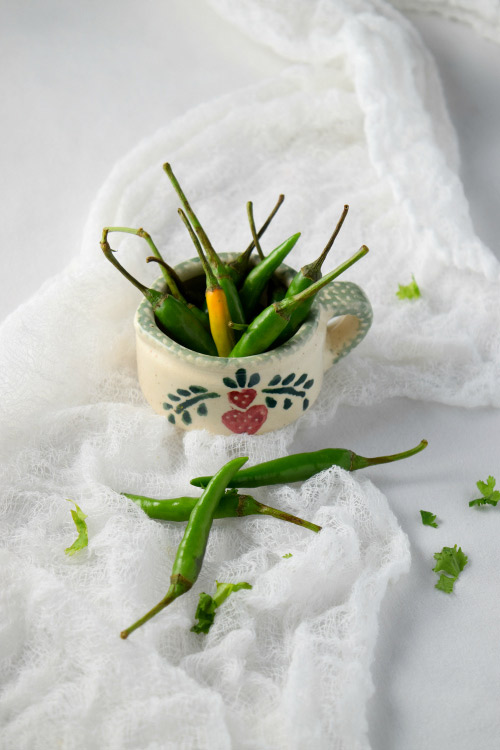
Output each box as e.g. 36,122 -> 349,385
120,587 -> 178,639
257,504 -> 321,533
247,201 -> 265,260
164,162 -> 222,274
352,439 -> 428,470
145,257 -> 184,301
242,194 -> 284,258
307,204 -> 349,277
104,226 -> 175,289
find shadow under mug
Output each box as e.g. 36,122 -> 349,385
135,255 -> 372,435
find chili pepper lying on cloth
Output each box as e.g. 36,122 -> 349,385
190,439 -> 428,489
120,456 -> 248,639
122,488 -> 321,533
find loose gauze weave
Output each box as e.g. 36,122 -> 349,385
1,1 -> 499,749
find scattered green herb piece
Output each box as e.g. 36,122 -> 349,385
396,274 -> 421,300
420,510 -> 438,528
469,475 -> 500,507
65,500 -> 88,556
432,545 -> 468,593
282,553 -> 293,559
191,581 -> 252,634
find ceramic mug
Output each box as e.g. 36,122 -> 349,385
134,255 -> 372,435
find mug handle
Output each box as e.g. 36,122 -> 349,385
317,281 -> 373,372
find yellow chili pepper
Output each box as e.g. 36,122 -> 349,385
178,208 -> 234,357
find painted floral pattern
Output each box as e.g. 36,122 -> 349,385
163,385 -> 220,425
220,368 -> 314,434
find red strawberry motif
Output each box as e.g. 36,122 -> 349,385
228,389 -> 257,410
222,405 -> 268,434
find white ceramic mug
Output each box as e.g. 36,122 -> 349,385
135,255 -> 372,435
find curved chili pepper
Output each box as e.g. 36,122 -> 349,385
229,245 -> 368,357
163,162 -> 247,330
120,456 -> 248,639
228,194 -> 285,284
238,232 -> 301,319
146,256 -> 210,331
275,205 -> 349,346
190,440 -> 428,489
122,489 -> 321,533
101,230 -> 217,356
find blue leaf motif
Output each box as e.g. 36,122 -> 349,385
236,368 -> 247,388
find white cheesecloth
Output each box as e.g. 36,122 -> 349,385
1,1 -> 499,748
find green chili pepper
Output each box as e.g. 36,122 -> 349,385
228,195 -> 285,285
120,456 -> 248,639
101,230 -> 217,356
229,245 -> 368,357
274,205 -> 349,346
238,232 -> 301,319
163,162 -> 247,330
190,439 -> 428,489
122,488 -> 321,533
146,256 -> 211,331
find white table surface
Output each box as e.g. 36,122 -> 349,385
2,3 -> 500,748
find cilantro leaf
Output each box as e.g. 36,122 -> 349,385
65,499 -> 88,556
435,573 -> 456,594
396,275 -> 421,300
469,475 -> 500,507
420,510 -> 438,528
191,581 -> 252,634
282,553 -> 293,559
432,545 -> 468,593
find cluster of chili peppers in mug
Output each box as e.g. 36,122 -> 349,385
120,439 -> 427,638
100,162 -> 369,357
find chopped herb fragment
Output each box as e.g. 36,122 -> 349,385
469,475 -> 500,507
420,510 -> 438,528
65,500 -> 88,556
396,275 -> 421,300
432,545 -> 468,593
282,553 -> 293,558
191,580 -> 252,634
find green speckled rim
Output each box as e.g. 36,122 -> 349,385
135,254 -> 372,367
